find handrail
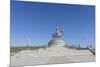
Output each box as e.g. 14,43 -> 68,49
88,48 -> 95,55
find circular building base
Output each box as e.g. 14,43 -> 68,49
48,39 -> 65,47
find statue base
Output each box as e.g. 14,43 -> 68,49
48,39 -> 65,47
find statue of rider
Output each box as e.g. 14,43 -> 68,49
52,27 -> 64,39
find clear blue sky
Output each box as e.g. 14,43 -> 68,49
11,1 -> 95,48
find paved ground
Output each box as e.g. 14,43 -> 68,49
10,45 -> 95,66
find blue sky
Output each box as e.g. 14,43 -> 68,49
10,1 -> 95,48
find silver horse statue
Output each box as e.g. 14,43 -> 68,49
52,27 -> 64,39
